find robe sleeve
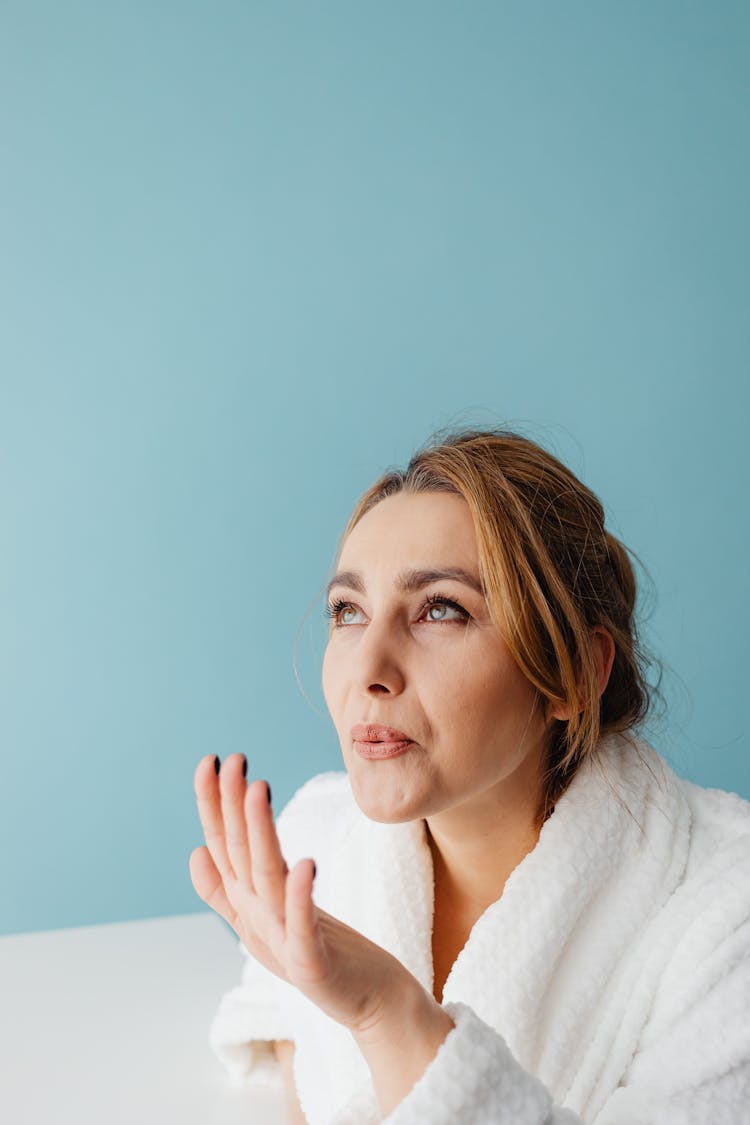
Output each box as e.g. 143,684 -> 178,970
208,942 -> 298,1089
381,1001 -> 581,1125
383,921 -> 750,1125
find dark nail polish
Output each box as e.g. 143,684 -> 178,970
242,756 -> 247,778
266,781 -> 272,805
214,756 -> 221,775
312,861 -> 317,880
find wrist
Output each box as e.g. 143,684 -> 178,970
352,974 -> 455,1118
352,966 -> 428,1041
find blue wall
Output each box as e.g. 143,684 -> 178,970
1,1 -> 748,935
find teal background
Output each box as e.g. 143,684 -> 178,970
1,1 -> 748,936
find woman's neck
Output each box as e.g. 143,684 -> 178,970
427,816 -> 541,917
424,770 -> 544,917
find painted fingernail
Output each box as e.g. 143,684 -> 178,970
214,756 -> 221,775
312,861 -> 317,880
266,781 -> 272,805
241,756 -> 247,778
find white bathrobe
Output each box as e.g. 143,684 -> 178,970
208,733 -> 750,1123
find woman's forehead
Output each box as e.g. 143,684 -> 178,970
347,491 -> 474,544
336,494 -> 480,583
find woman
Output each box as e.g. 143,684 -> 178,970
190,427 -> 750,1124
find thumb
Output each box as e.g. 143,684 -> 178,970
283,859 -> 325,981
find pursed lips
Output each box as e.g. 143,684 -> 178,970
350,723 -> 413,743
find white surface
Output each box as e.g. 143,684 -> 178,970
0,911 -> 288,1125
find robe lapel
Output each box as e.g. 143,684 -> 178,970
326,734 -> 691,1122
440,734 -> 691,1112
325,809 -> 435,1124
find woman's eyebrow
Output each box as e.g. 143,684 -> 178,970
326,567 -> 486,600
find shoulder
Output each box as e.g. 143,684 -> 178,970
627,734 -> 750,873
657,771 -> 750,986
682,775 -> 750,833
620,736 -> 750,935
680,774 -> 750,879
640,778 -> 750,1053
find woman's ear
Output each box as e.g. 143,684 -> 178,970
547,627 -> 616,722
592,626 -> 616,696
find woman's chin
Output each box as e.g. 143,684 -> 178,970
347,771 -> 425,824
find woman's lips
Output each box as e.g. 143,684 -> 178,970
350,723 -> 415,760
353,739 -> 414,760
350,723 -> 413,742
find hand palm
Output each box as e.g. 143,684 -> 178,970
189,753 -> 404,1034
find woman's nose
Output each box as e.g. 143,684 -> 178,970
353,618 -> 406,695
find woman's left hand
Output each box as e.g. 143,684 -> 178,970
189,752 -> 421,1037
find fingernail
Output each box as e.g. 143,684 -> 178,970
242,756 -> 247,778
214,756 -> 221,775
266,781 -> 272,805
312,861 -> 317,880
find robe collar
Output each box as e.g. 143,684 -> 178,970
328,732 -> 691,1121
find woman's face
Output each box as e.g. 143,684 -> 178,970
321,491 -> 551,824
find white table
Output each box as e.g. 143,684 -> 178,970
0,911 -> 288,1124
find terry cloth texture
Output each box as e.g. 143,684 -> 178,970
208,733 -> 750,1123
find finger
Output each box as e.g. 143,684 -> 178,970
189,845 -> 241,933
284,858 -> 321,974
194,754 -> 236,885
189,845 -> 285,976
245,779 -> 289,919
218,752 -> 254,887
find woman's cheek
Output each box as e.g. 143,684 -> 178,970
321,647 -> 339,708
430,657 -> 469,701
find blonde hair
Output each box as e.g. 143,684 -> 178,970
332,426 -> 659,831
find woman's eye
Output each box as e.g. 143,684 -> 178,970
326,595 -> 468,627
420,594 -> 470,623
325,600 -> 363,626
424,600 -> 461,622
